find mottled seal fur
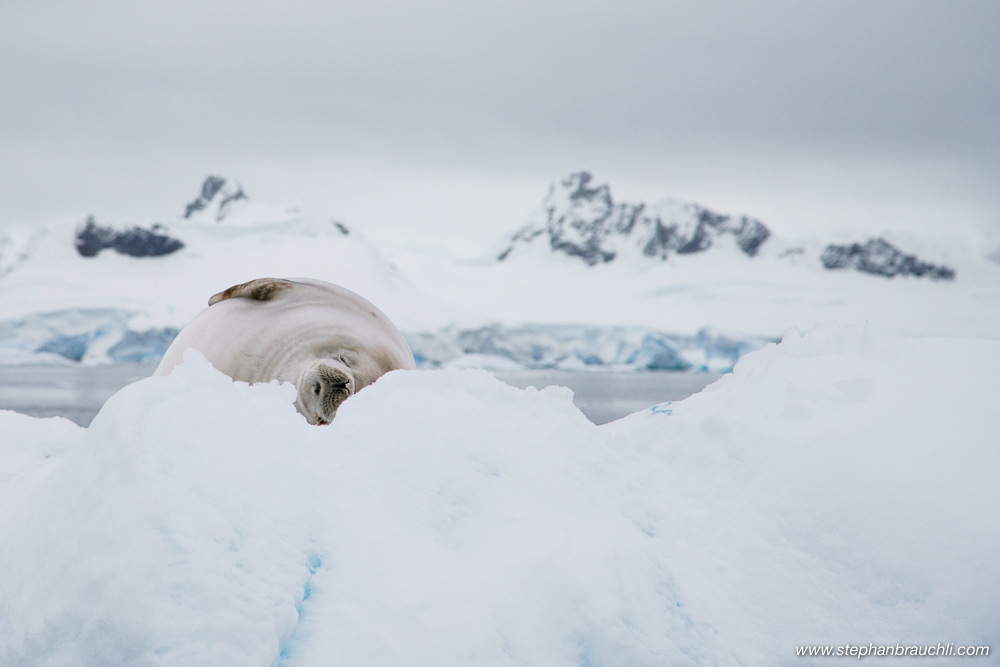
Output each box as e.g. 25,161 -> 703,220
154,277 -> 415,424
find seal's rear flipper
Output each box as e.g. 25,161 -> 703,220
208,278 -> 295,306
208,278 -> 296,306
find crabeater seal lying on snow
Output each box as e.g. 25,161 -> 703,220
154,277 -> 416,424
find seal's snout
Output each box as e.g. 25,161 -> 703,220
316,366 -> 352,395
297,361 -> 356,425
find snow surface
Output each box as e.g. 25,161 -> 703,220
2,323 -> 998,665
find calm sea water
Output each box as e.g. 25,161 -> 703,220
0,365 -> 722,427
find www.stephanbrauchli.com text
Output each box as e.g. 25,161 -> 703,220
796,643 -> 989,658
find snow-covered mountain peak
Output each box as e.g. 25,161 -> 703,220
498,171 -> 771,265
183,176 -> 249,223
554,170 -> 615,218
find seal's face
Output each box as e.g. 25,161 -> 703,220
295,357 -> 356,425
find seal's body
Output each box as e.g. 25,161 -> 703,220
154,277 -> 415,424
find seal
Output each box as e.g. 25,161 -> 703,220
154,277 -> 415,424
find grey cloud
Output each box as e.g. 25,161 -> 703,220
0,0 -> 997,237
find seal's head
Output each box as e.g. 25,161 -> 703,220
295,357 -> 356,425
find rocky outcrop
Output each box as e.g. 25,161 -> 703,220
498,171 -> 771,265
821,237 -> 955,280
183,176 -> 248,222
75,218 -> 184,258
499,172 -> 956,283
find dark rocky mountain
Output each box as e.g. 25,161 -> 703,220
498,171 -> 770,265
183,175 -> 248,222
75,217 -> 184,258
821,238 -> 955,280
499,171 -> 956,281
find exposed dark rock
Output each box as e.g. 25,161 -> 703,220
75,218 -> 184,258
499,171 -> 772,265
183,175 -> 247,221
185,175 -> 226,218
641,221 -> 676,258
821,237 -> 955,280
74,219 -> 116,257
550,237 -> 616,266
729,217 -> 770,256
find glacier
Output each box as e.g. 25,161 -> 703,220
405,323 -> 772,372
0,309 -> 769,373
0,309 -> 174,366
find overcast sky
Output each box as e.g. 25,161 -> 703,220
1,0 -> 997,253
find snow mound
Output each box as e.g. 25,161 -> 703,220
2,324 -> 998,665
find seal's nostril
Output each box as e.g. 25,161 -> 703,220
313,381 -> 321,395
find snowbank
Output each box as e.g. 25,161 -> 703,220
1,324 -> 998,666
